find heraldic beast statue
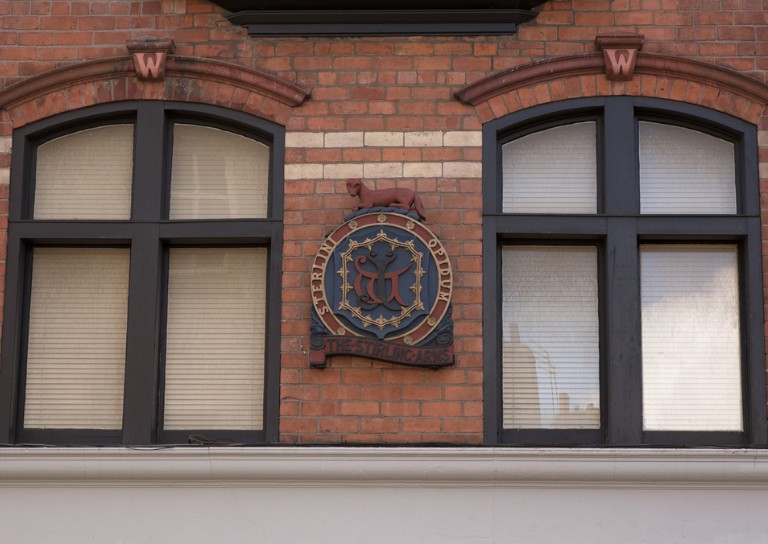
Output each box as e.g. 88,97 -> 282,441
346,178 -> 427,221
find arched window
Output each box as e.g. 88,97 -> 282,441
0,102 -> 283,445
483,97 -> 766,447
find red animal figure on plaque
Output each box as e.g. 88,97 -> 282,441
346,178 -> 427,221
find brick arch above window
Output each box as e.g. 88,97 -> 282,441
455,52 -> 768,124
0,54 -> 310,129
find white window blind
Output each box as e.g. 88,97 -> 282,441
169,124 -> 269,219
164,248 -> 267,431
502,122 -> 597,214
34,125 -> 134,220
24,248 -> 129,429
641,245 -> 742,431
639,122 -> 736,214
501,246 -> 600,429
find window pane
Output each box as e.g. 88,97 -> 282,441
169,125 -> 269,219
502,122 -> 597,214
639,122 -> 736,214
641,245 -> 742,431
164,248 -> 267,430
34,125 -> 134,219
24,248 -> 129,429
501,246 -> 600,429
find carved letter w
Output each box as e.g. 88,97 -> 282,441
604,49 -> 637,81
133,52 -> 166,80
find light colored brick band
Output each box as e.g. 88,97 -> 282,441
285,130 -> 483,179
286,131 -> 482,149
285,161 -> 481,180
0,137 -> 11,155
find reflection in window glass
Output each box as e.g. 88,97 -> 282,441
25,248 -> 129,429
641,245 -> 742,431
501,246 -> 600,429
35,125 -> 134,220
502,122 -> 597,214
639,122 -> 736,214
164,247 -> 267,431
170,124 -> 269,219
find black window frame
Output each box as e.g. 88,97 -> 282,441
0,101 -> 283,446
483,97 -> 767,447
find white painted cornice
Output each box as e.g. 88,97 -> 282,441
1,447 -> 767,489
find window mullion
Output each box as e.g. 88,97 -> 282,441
491,215 -> 607,237
158,219 -> 280,242
483,220 -> 502,444
744,218 -> 767,445
605,217 -> 643,445
263,225 -> 282,443
122,102 -> 165,444
132,102 -> 167,221
636,216 -> 750,237
122,224 -> 162,445
603,97 -> 638,215
0,234 -> 25,442
603,98 -> 642,445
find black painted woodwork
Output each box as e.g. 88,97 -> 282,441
0,102 -> 283,446
482,97 -> 767,447
209,0 -> 549,35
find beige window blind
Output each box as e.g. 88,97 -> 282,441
169,124 -> 270,219
34,125 -> 134,220
24,248 -> 129,429
639,122 -> 736,214
502,122 -> 597,214
163,247 -> 267,431
501,246 -> 600,429
641,245 -> 742,431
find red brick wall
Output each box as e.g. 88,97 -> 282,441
3,1 -> 768,89
1,0 -> 768,444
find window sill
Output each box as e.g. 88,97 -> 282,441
0,446 -> 766,489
